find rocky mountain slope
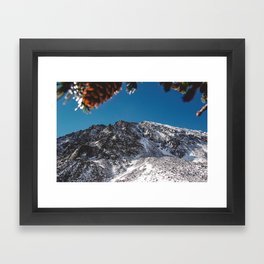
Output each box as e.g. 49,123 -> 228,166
57,121 -> 207,182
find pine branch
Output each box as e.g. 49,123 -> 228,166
196,104 -> 208,117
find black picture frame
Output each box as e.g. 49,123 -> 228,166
20,39 -> 245,225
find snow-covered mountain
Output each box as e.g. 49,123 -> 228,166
57,121 -> 207,182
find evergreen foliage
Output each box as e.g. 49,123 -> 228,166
57,81 -> 207,116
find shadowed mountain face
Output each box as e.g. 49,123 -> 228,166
57,121 -> 207,182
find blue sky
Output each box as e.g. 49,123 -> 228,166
57,82 -> 207,137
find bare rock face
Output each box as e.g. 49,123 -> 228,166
57,121 -> 207,182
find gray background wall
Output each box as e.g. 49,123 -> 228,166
0,0 -> 263,263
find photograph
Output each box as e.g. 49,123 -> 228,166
20,39 -> 244,225
57,81 -> 208,183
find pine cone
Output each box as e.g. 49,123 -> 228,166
80,82 -> 122,110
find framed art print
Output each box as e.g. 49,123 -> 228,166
20,39 -> 245,225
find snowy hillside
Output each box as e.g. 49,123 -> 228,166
57,121 -> 207,182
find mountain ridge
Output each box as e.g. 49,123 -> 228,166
57,121 -> 207,182
58,120 -> 206,139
